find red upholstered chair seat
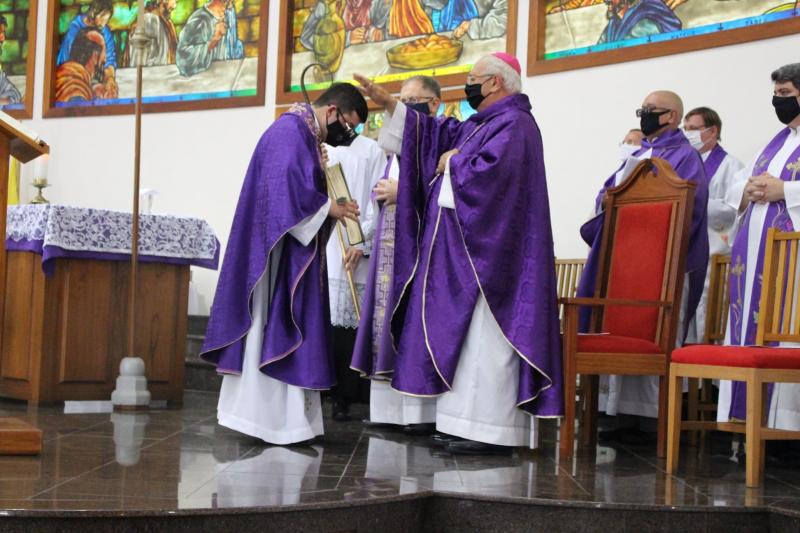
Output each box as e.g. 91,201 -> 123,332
577,334 -> 661,354
672,345 -> 800,369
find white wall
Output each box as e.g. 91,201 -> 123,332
19,0 -> 800,314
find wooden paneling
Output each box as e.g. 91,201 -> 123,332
57,261 -> 114,384
0,253 -> 188,404
1,252 -> 36,380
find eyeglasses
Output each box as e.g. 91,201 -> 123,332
400,96 -> 435,104
466,73 -> 494,85
635,107 -> 671,117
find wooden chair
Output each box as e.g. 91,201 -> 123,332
686,254 -> 731,445
667,229 -> 800,487
556,259 -> 586,326
559,158 -> 696,459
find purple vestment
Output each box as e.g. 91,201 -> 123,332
703,144 -> 729,186
727,128 -> 800,420
200,103 -> 336,390
388,94 -> 563,417
577,128 -> 709,337
351,156 -> 398,378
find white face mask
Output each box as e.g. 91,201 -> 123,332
682,128 -> 706,151
619,143 -> 640,161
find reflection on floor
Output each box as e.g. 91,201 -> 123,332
2,391 -> 800,516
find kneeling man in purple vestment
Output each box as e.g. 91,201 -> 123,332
355,52 -> 563,455
200,84 -> 367,445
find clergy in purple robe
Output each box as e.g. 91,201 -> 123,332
718,63 -> 800,432
200,83 -> 367,445
577,90 -> 709,433
681,107 -> 743,344
355,52 -> 563,455
352,75 -> 443,433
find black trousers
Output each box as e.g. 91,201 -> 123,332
330,326 -> 367,405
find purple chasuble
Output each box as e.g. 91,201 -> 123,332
728,128 -> 800,420
389,95 -> 563,417
200,103 -> 336,390
577,128 -> 710,336
703,144 -> 728,186
351,155 -> 399,378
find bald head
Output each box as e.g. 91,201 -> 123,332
640,90 -> 684,138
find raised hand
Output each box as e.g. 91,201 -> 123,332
354,73 -> 396,112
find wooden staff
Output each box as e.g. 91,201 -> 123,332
335,216 -> 361,321
128,4 -> 147,358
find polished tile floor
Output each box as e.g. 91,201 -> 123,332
1,391 -> 800,514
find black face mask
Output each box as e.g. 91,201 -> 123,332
773,95 -> 800,125
639,109 -> 670,136
407,102 -> 432,116
325,111 -> 356,147
465,81 -> 488,110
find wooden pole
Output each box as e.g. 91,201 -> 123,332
128,51 -> 144,357
335,221 -> 360,321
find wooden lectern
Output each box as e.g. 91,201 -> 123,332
0,113 -> 49,455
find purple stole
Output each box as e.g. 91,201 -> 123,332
351,155 -> 399,377
728,128 -> 800,419
703,144 -> 728,186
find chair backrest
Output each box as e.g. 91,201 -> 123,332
591,158 -> 696,353
757,229 -> 800,345
556,258 -> 586,324
704,254 -> 731,344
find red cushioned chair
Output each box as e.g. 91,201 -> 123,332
560,158 -> 696,459
667,228 -> 800,487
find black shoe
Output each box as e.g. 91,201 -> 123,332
332,401 -> 351,422
430,432 -> 462,447
403,423 -> 436,436
445,439 -> 513,456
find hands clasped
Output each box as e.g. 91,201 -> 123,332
745,173 -> 785,204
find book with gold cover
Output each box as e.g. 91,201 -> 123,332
325,162 -> 364,246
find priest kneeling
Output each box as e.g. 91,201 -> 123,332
355,53 -> 563,455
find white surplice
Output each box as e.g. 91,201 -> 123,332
717,127 -> 800,430
217,201 -> 331,445
378,103 -> 535,447
685,148 -> 744,344
325,136 -> 386,328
